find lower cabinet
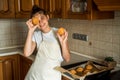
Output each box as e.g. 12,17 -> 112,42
20,55 -> 33,80
0,54 -> 20,80
0,54 -> 69,80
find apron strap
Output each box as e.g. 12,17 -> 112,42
41,31 -> 43,41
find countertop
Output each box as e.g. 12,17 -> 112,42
0,48 -> 90,66
0,48 -> 120,71
0,48 -> 36,61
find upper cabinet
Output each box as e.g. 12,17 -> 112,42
0,0 -> 119,20
93,0 -> 120,11
0,0 -> 15,18
63,0 -> 114,20
51,0 -> 63,18
0,0 -> 40,18
39,0 -> 63,18
15,0 -> 39,18
39,0 -> 53,18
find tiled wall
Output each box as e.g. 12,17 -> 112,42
0,11 -> 120,64
0,19 -> 27,48
49,11 -> 120,64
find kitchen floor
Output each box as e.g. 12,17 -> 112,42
110,70 -> 120,80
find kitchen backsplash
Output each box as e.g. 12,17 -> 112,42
0,19 -> 27,48
0,11 -> 120,65
50,11 -> 120,65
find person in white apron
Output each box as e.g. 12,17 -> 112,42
24,5 -> 70,80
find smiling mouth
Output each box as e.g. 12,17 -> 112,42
40,23 -> 45,27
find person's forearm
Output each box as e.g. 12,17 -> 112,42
61,41 -> 70,62
24,31 -> 34,57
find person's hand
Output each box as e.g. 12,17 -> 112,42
57,29 -> 68,45
26,19 -> 38,33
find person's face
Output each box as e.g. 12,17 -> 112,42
34,13 -> 49,31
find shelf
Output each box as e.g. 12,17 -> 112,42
93,0 -> 120,11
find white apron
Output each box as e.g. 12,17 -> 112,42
25,30 -> 63,80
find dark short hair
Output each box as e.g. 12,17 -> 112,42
30,5 -> 48,18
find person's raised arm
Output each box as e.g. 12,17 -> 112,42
24,19 -> 38,57
57,30 -> 70,62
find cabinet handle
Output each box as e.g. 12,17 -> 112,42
3,0 -> 9,12
18,0 -> 20,11
0,0 -> 9,12
32,0 -> 34,6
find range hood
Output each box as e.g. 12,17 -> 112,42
93,0 -> 120,11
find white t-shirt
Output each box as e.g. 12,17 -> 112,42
32,27 -> 58,49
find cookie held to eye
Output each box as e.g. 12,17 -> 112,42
57,27 -> 65,36
32,17 -> 39,25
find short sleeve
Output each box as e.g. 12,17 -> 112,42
32,31 -> 42,49
52,27 -> 58,32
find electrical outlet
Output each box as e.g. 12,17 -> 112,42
72,33 -> 79,39
72,33 -> 88,41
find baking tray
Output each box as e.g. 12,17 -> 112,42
55,60 -> 112,80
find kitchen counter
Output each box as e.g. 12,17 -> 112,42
0,48 -> 88,66
0,48 -> 21,56
0,48 -> 36,61
0,48 -> 120,72
0,49 -> 120,80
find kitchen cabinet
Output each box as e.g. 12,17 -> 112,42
0,0 -> 115,20
15,0 -> 39,18
63,0 -> 114,20
39,0 -> 63,18
52,0 -> 63,18
20,55 -> 33,80
39,0 -> 53,18
93,0 -> 120,11
0,0 -> 15,18
0,0 -> 40,18
39,0 -> 114,20
0,54 -> 20,80
15,0 -> 62,18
